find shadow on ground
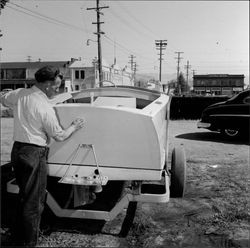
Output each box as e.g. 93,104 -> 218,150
176,131 -> 249,145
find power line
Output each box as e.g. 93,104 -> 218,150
103,34 -> 154,61
6,5 -> 72,28
7,2 -> 91,33
114,1 -> 158,40
5,1 -> 163,70
108,6 -> 156,42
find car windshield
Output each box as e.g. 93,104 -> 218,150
227,94 -> 239,102
227,90 -> 250,102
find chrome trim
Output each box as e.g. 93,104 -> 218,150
197,121 -> 211,128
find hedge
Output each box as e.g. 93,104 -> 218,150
170,96 -> 230,120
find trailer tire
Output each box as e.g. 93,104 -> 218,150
170,146 -> 186,198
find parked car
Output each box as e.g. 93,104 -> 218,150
197,89 -> 250,138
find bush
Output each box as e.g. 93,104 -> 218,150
170,96 -> 230,120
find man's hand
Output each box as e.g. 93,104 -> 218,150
71,118 -> 85,131
53,118 -> 85,142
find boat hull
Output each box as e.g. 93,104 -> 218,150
47,88 -> 170,181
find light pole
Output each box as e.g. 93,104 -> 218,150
86,39 -> 97,46
87,39 -> 98,87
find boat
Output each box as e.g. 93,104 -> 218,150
5,86 -> 186,236
48,86 -> 170,182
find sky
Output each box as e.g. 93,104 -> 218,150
0,0 -> 249,81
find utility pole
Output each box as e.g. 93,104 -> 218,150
184,60 -> 191,93
27,56 -> 32,62
128,55 -> 136,81
87,0 -> 109,87
133,62 -> 138,77
175,51 -> 184,95
128,55 -> 136,72
0,30 -> 2,51
113,39 -> 116,65
155,40 -> 167,82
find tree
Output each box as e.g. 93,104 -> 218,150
176,72 -> 187,95
0,0 -> 8,10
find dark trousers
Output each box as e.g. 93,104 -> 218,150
10,141 -> 49,247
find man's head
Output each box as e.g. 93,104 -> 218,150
35,66 -> 63,98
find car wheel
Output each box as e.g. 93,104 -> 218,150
222,128 -> 240,138
170,146 -> 186,198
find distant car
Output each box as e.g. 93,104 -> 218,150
197,90 -> 250,138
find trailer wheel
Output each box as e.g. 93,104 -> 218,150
170,146 -> 186,197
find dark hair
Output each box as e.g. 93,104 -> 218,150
35,66 -> 63,83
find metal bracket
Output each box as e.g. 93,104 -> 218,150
58,144 -> 108,186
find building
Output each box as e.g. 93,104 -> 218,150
193,74 -> 244,96
69,59 -> 96,91
0,61 -> 71,91
69,59 -> 134,91
1,59 -> 134,92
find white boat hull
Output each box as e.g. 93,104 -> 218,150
47,87 -> 170,181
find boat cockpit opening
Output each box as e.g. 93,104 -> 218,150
70,86 -> 163,110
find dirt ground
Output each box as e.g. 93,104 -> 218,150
1,119 -> 249,247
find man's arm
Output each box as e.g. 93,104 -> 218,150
53,118 -> 84,142
0,90 -> 20,108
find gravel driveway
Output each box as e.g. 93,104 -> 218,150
1,119 -> 249,247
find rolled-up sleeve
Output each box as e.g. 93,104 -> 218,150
0,89 -> 21,108
39,105 -> 64,138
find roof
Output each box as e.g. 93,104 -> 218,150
194,74 -> 245,79
69,58 -> 111,69
122,65 -> 132,73
0,61 -> 70,69
0,79 -> 36,85
69,60 -> 94,68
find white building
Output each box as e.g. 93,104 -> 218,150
69,58 -> 134,91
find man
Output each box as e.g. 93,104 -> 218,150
0,65 -> 84,246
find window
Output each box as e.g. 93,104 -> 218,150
75,70 -> 79,79
211,80 -> 218,86
6,69 -> 26,79
243,97 -> 250,104
75,70 -> 85,79
80,70 -> 85,79
75,85 -> 79,90
235,79 -> 243,87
